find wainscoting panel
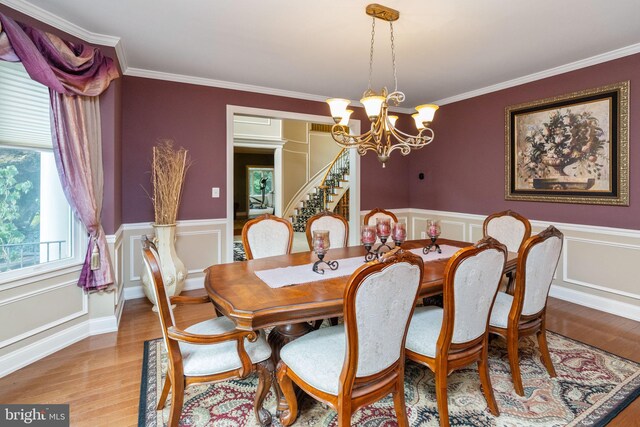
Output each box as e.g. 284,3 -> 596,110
122,219 -> 228,299
0,280 -> 87,348
403,208 -> 640,321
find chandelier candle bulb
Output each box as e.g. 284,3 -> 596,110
339,109 -> 353,126
361,95 -> 386,119
387,115 -> 399,129
327,98 -> 351,123
416,104 -> 439,125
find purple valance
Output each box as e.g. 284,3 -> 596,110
0,13 -> 119,96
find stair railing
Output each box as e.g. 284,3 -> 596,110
318,148 -> 349,211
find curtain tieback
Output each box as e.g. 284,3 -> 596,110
90,236 -> 101,270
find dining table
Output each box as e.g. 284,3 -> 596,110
204,238 -> 517,414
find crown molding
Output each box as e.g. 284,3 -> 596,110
434,42 -> 640,106
5,0 -> 639,111
1,0 -> 128,70
1,0 -> 119,46
125,67 -> 333,103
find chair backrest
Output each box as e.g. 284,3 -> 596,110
141,236 -> 181,363
483,210 -> 531,253
440,238 -> 507,346
363,207 -> 398,226
242,214 -> 293,260
305,211 -> 349,250
341,250 -> 424,383
514,226 -> 563,317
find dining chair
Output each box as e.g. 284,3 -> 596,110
305,211 -> 349,250
276,249 -> 424,426
363,207 -> 398,226
483,210 -> 531,254
483,210 -> 531,291
141,236 -> 274,426
488,225 -> 563,396
405,237 -> 507,427
242,213 -> 294,260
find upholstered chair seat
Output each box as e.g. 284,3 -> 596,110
404,306 -> 444,358
488,292 -> 514,329
280,324 -> 346,395
180,317 -> 272,377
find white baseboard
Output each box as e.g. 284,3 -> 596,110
0,315 -> 118,378
124,276 -> 205,301
549,284 -> 640,322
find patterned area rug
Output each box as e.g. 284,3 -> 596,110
139,331 -> 640,426
233,241 -> 247,262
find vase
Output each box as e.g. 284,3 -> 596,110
142,224 -> 187,311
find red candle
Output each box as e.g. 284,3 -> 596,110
361,225 -> 376,244
392,221 -> 407,242
376,218 -> 391,238
313,230 -> 330,253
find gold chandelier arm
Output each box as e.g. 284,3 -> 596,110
387,125 -> 435,148
330,124 -> 373,147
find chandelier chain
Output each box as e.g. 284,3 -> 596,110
390,21 -> 398,93
368,17 -> 376,91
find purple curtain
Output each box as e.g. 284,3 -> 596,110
0,13 -> 119,291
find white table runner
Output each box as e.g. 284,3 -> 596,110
255,245 -> 462,288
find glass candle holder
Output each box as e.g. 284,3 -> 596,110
312,230 -> 338,274
312,230 -> 330,255
392,221 -> 407,245
376,217 -> 391,239
423,219 -> 442,254
361,225 -> 377,245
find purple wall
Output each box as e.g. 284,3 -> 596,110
409,53 -> 640,230
120,76 -> 412,223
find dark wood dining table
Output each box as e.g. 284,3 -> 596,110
204,238 -> 517,413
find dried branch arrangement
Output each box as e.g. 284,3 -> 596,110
151,140 -> 190,225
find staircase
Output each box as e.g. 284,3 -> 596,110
288,149 -> 350,232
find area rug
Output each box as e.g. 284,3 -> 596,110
233,241 -> 247,262
139,331 -> 640,426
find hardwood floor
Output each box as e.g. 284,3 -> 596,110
0,294 -> 638,426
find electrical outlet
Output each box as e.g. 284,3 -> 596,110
211,187 -> 220,198
421,231 -> 426,239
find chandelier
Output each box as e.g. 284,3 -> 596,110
326,4 -> 438,167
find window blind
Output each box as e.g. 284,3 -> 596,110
0,60 -> 52,149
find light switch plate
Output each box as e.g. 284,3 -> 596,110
211,187 -> 220,198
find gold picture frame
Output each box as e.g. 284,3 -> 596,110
505,81 -> 629,205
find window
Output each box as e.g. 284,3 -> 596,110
0,61 -> 81,279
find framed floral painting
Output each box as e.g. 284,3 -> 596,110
505,81 -> 629,205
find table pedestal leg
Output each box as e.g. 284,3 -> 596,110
267,322 -> 314,416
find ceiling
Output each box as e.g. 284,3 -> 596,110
7,0 -> 640,109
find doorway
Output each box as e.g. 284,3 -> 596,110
226,106 -> 361,262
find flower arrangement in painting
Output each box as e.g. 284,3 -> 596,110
519,109 -> 607,180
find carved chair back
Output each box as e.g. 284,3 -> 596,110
363,207 -> 398,226
483,210 -> 532,253
513,226 -> 563,318
305,211 -> 349,250
440,238 -> 507,349
340,250 -> 424,391
242,213 -> 294,260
